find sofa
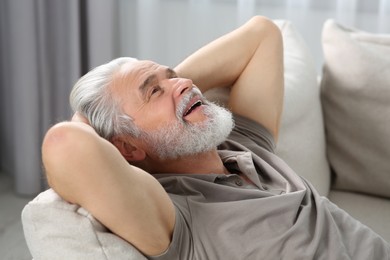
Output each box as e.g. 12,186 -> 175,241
22,19 -> 390,259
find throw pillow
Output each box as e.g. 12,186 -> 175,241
22,189 -> 147,260
321,20 -> 390,197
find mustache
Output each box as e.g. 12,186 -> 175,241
176,87 -> 207,119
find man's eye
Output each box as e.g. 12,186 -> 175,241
151,86 -> 161,96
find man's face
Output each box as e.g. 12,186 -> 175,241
112,60 -> 205,130
111,60 -> 233,160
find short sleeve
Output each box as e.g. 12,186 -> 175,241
147,205 -> 193,260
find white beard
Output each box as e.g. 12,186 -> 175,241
138,88 -> 234,160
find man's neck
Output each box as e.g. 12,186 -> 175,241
141,149 -> 229,175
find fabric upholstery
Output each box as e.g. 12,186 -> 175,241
321,20 -> 390,198
274,20 -> 330,196
329,190 -> 390,242
22,189 -> 147,260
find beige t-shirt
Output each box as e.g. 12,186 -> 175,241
150,115 -> 389,260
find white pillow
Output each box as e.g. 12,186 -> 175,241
274,20 -> 330,196
22,189 -> 147,260
321,20 -> 390,197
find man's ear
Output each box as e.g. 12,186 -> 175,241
111,135 -> 146,162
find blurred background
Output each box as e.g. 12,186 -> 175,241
0,0 -> 389,258
1,0 -> 389,197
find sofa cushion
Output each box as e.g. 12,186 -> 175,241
206,20 -> 330,196
329,191 -> 390,243
22,189 -> 147,260
321,20 -> 390,197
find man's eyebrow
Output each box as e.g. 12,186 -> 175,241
138,68 -> 175,100
166,67 -> 178,78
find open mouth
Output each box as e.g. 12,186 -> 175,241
183,99 -> 203,117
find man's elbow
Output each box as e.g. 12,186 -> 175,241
42,122 -> 95,203
247,16 -> 283,41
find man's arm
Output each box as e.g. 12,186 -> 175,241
175,16 -> 284,140
42,121 -> 175,256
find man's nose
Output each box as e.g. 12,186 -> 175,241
171,78 -> 193,98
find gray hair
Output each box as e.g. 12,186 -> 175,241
70,57 -> 140,140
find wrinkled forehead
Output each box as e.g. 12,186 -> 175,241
111,60 -> 156,94
117,59 -> 160,82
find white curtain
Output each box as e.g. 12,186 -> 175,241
1,0 -> 388,196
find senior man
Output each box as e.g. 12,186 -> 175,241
42,16 -> 389,259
